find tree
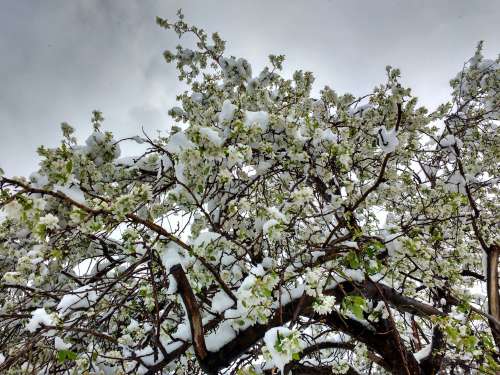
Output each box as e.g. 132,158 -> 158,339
0,12 -> 499,375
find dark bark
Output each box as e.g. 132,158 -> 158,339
486,244 -> 500,348
420,327 -> 446,375
324,312 -> 421,375
163,267 -> 447,374
170,264 -> 209,368
265,364 -> 361,375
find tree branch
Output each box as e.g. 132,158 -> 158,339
169,264 -> 208,368
486,244 -> 500,348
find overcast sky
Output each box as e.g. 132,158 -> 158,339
1,0 -> 499,176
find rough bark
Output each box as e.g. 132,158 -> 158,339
486,244 -> 500,348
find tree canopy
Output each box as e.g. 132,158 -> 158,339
0,12 -> 499,375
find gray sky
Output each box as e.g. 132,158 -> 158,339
1,0 -> 499,176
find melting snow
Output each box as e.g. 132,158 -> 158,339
376,126 -> 399,154
26,308 -> 53,332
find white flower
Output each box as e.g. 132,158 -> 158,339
33,198 -> 47,211
227,145 -> 244,167
263,327 -> 302,374
3,200 -> 22,219
312,295 -> 336,315
332,361 -> 351,374
2,271 -> 22,283
39,213 -> 59,229
291,187 -> 314,205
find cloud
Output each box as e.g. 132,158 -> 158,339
0,0 -> 499,176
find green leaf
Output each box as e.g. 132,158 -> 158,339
57,350 -> 77,363
343,296 -> 366,320
65,159 -> 73,174
345,252 -> 360,269
274,331 -> 283,352
351,304 -> 364,320
262,288 -> 273,297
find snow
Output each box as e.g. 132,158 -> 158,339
54,336 -> 71,350
224,308 -> 251,331
250,264 -> 266,277
163,340 -> 183,353
81,131 -> 121,165
376,126 -> 399,154
174,161 -> 187,184
86,131 -> 105,146
199,127 -> 223,146
382,231 -> 403,257
57,285 -> 98,316
0,352 -> 4,365
348,104 -> 372,116
262,219 -> 279,234
279,284 -> 306,305
26,308 -> 53,332
221,253 -> 237,266
131,136 -> 145,144
211,291 -> 235,313
256,160 -> 273,175
239,274 -> 257,291
172,322 -> 192,341
445,172 -> 467,195
219,100 -> 237,123
311,251 -> 325,262
192,231 -> 221,248
321,129 -> 339,143
115,156 -> 136,167
414,343 -> 432,362
161,155 -> 173,170
170,106 -> 185,117
219,56 -> 252,83
30,172 -> 49,188
134,346 -> 163,366
267,207 -> 286,221
205,321 -> 237,352
160,244 -> 184,272
191,92 -> 203,103
263,327 -> 294,374
343,241 -> 358,249
482,250 -> 488,280
245,110 -> 269,131
54,184 -> 86,205
262,257 -> 274,269
343,269 -> 365,283
165,132 -> 195,154
439,134 -> 459,148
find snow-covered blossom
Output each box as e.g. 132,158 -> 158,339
312,295 -> 336,315
244,110 -> 269,131
219,100 -> 237,123
38,213 -> 59,229
2,200 -> 22,219
0,14 -> 497,375
263,327 -> 302,374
